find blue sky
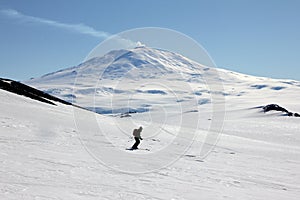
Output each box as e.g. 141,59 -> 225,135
1,0 -> 299,81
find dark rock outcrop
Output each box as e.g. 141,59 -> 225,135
262,104 -> 299,118
288,112 -> 294,117
0,78 -> 72,106
263,104 -> 289,113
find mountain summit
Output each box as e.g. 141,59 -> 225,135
27,46 -> 217,111
29,46 -> 208,83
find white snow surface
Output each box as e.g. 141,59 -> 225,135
1,46 -> 300,199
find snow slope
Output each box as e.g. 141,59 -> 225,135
1,46 -> 300,199
1,85 -> 300,200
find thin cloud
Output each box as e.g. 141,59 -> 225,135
1,9 -> 110,38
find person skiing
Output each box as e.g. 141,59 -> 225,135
131,126 -> 143,149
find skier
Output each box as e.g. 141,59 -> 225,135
131,126 -> 143,149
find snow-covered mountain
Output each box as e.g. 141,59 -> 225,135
27,46 -> 214,110
1,46 -> 300,199
27,46 -> 300,116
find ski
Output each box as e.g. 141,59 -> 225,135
126,148 -> 150,151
